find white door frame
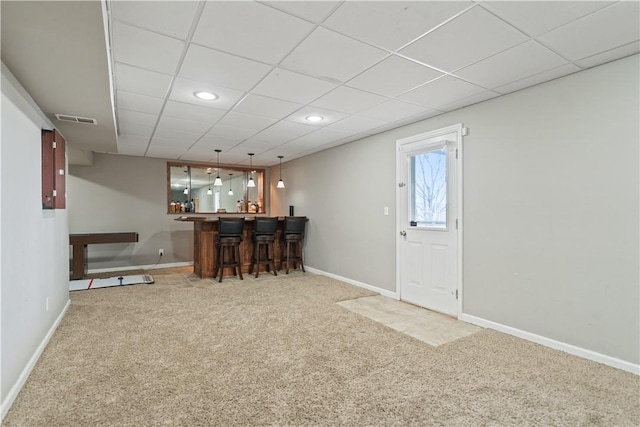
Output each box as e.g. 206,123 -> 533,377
395,123 -> 464,317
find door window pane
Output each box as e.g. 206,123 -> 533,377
410,147 -> 447,228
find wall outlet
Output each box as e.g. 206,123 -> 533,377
159,249 -> 164,256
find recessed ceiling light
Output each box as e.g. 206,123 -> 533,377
305,115 -> 324,123
194,91 -> 218,101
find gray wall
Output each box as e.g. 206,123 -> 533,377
68,156 -> 271,270
270,56 -> 639,365
1,64 -> 70,412
68,155 -> 194,269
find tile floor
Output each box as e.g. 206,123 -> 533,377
338,295 -> 482,347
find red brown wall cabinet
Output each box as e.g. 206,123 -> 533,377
41,129 -> 66,209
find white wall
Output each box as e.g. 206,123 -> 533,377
1,63 -> 70,416
270,56 -> 639,366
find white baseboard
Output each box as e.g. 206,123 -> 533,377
459,313 -> 639,375
87,261 -> 193,274
1,299 -> 71,421
305,266 -> 399,299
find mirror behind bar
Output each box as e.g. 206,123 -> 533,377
167,161 -> 265,214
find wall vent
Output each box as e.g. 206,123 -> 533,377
54,114 -> 97,125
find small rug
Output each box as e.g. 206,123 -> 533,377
69,274 -> 154,291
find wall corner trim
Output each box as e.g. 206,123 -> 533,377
459,313 -> 640,375
1,299 -> 71,421
304,267 -> 399,300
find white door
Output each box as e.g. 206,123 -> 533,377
396,125 -> 463,317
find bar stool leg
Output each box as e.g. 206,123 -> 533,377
236,243 -> 243,280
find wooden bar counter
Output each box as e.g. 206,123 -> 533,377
175,217 -> 286,278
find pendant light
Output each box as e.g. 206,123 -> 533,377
247,153 -> 256,188
183,169 -> 189,194
277,156 -> 285,188
206,171 -> 212,195
228,174 -> 234,196
214,149 -> 223,186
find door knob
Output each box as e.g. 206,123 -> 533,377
400,230 -> 406,236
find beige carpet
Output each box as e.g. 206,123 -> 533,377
4,269 -> 639,426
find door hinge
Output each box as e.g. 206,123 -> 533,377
398,182 -> 406,188
455,148 -> 458,159
456,289 -> 458,299
455,219 -> 458,229
52,140 -> 57,149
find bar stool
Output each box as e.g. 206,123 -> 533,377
249,217 -> 278,278
215,217 -> 245,282
281,216 -> 307,274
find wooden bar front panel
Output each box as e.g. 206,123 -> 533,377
189,218 -> 285,278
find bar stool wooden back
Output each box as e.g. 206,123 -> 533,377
249,217 -> 279,278
215,217 -> 245,282
281,216 -> 307,274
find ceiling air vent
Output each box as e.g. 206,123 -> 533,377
54,114 -> 97,125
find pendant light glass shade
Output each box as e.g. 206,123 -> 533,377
247,153 -> 256,188
207,172 -> 212,195
214,149 -> 223,186
277,156 -> 285,189
183,187 -> 189,194
228,174 -> 234,196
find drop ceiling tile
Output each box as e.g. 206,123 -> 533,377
538,2 -> 640,61
163,100 -> 226,124
284,106 -> 348,127
114,63 -> 172,98
156,115 -> 212,135
117,144 -> 147,157
170,77 -> 246,110
150,135 -> 197,147
233,94 -> 303,119
480,1 -> 613,37
117,91 -> 164,115
398,76 -> 487,109
323,1 -> 472,50
252,68 -> 337,104
190,136 -> 239,152
280,27 -> 388,83
360,99 -> 434,122
111,1 -> 199,39
118,123 -> 154,138
118,109 -> 158,128
575,42 -> 640,69
347,55 -> 443,97
310,86 -> 387,114
145,144 -> 188,159
249,121 -> 316,144
455,40 -> 568,89
494,63 -> 581,95
263,1 -> 340,23
193,1 -> 314,64
437,91 -> 500,112
399,6 -> 528,72
179,44 -> 273,91
117,134 -> 150,149
179,150 -> 215,162
284,127 -> 352,151
327,115 -> 387,133
206,124 -> 260,141
112,21 -> 184,75
216,112 -> 278,131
